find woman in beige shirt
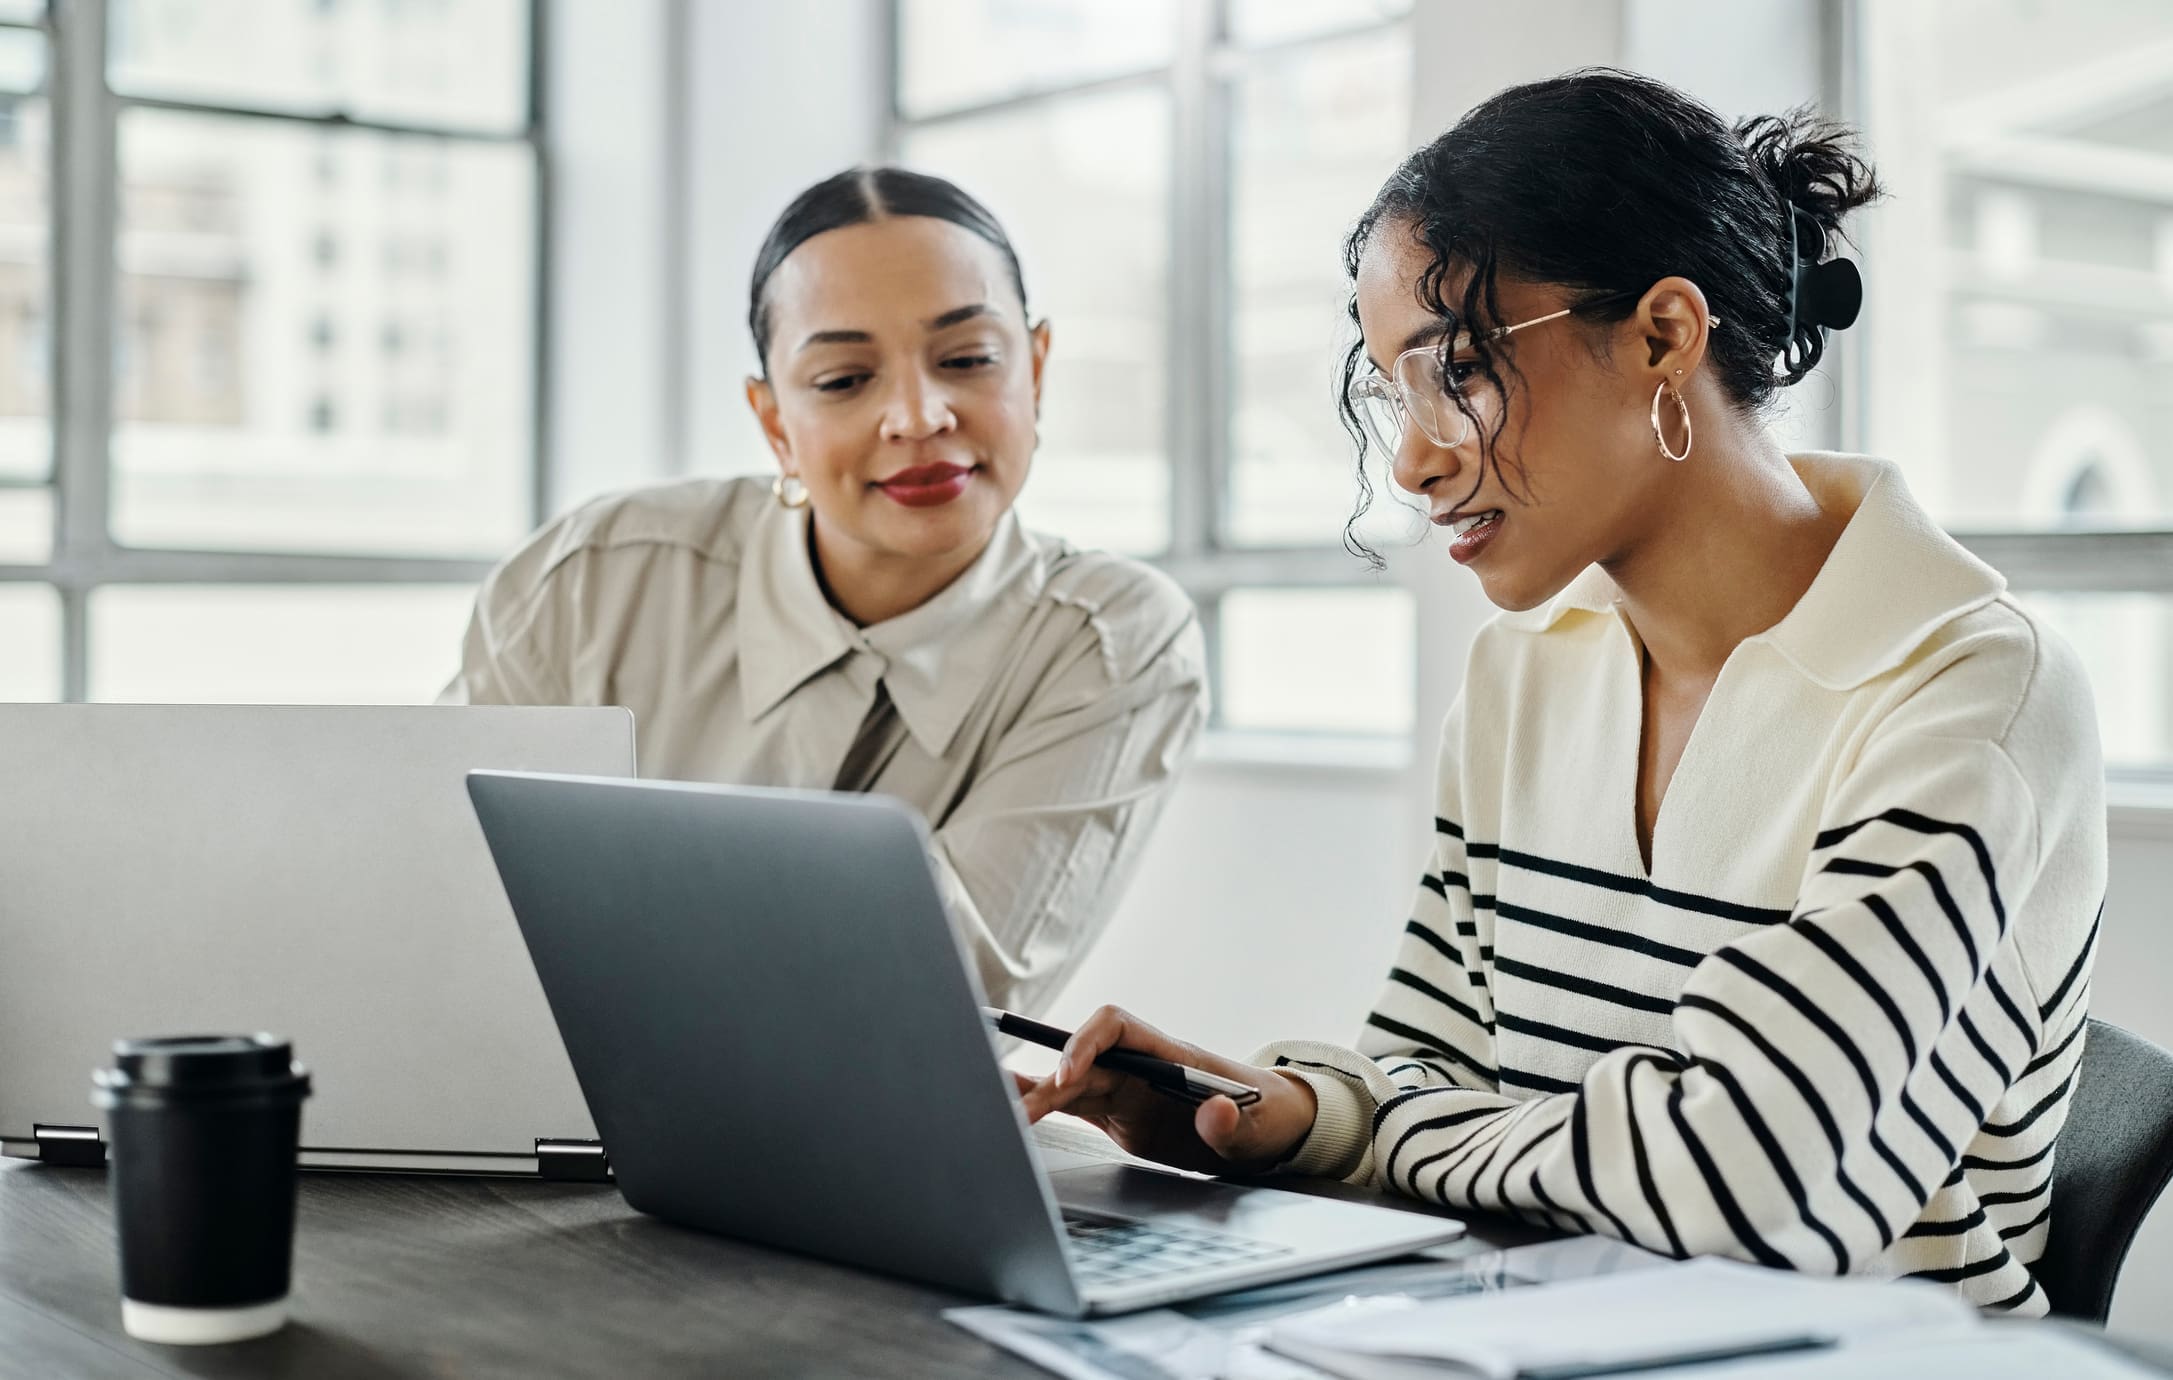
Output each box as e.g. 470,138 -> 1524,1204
446,168 -> 1208,1014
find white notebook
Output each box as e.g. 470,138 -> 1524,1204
1265,1257 -> 1978,1380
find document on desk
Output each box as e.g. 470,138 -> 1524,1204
1261,1257 -> 1978,1380
1666,1329 -> 2171,1379
943,1236 -> 1672,1380
951,1244 -> 2169,1380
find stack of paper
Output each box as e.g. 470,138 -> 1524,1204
945,1237 -> 1671,1380
1263,1258 -> 1978,1379
949,1245 -> 2164,1380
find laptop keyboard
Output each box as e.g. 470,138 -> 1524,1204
1062,1211 -> 1291,1288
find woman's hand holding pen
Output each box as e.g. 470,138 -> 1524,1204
1013,1004 -> 1318,1176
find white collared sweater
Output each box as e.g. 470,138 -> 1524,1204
1259,454 -> 2106,1314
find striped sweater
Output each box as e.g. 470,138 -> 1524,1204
1260,454 -> 2106,1313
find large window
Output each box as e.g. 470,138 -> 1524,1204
892,0 -> 1419,741
0,0 -> 539,704
1858,0 -> 2173,774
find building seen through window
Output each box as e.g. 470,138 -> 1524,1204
100,0 -> 535,567
1863,0 -> 2173,768
895,0 -> 1420,740
0,0 -> 536,705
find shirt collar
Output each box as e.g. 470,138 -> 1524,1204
1496,563 -> 1617,632
1498,453 -> 2007,691
736,503 -> 859,723
736,503 -> 1049,757
861,511 -> 1044,757
1755,453 -> 2006,689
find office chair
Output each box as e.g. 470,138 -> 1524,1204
2035,1018 -> 2173,1322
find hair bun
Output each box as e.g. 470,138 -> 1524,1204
1742,112 -> 1882,382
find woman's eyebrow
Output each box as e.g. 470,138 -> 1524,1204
924,303 -> 997,332
795,304 -> 995,354
1400,321 -> 1452,354
796,328 -> 871,353
1366,320 -> 1452,374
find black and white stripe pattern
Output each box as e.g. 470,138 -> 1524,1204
1258,460 -> 2108,1314
1265,730 -> 2101,1316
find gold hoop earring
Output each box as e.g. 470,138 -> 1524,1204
1650,381 -> 1692,463
772,473 -> 811,509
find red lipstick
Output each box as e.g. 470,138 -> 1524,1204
876,462 -> 975,508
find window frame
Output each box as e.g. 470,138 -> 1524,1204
892,0 -> 2173,772
1839,0 -> 2173,593
0,0 -> 548,703
1838,0 -> 2173,782
884,0 -> 1414,737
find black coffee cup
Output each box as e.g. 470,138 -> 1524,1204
91,1034 -> 311,1345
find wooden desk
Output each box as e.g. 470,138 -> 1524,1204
4,1157 -> 2164,1378
0,1153 -> 1506,1379
0,1160 -> 1030,1378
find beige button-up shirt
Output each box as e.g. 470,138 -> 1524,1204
444,476 -> 1208,1013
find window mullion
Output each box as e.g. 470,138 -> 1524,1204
51,0 -> 119,700
529,0 -> 554,520
1199,8 -> 1234,557
1166,0 -> 1221,560
1195,589 -> 1224,730
1957,531 -> 2173,594
58,584 -> 85,703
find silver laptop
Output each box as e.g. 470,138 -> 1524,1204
0,705 -> 634,1176
465,771 -> 1464,1316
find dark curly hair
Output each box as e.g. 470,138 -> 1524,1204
1337,68 -> 1883,564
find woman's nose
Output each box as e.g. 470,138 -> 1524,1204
1389,420 -> 1463,497
878,367 -> 958,441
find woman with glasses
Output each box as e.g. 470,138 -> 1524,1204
446,167 -> 1208,1015
1019,70 -> 2104,1311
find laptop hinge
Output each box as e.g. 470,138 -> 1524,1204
534,1138 -> 610,1182
34,1124 -> 106,1167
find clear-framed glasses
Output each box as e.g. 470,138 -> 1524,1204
1348,340 -> 1484,454
1348,292 -> 1711,453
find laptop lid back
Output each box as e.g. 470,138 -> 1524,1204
0,705 -> 634,1173
466,771 -> 1082,1314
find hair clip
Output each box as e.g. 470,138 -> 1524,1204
1782,205 -> 1864,371
1796,258 -> 1863,332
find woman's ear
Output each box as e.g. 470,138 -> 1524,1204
1028,319 -> 1053,417
744,375 -> 792,465
1633,276 -> 1715,381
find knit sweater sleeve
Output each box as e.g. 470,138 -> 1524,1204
1259,697 -> 1502,1182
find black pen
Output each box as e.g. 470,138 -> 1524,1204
984,1008 -> 1263,1108
1516,1334 -> 1830,1380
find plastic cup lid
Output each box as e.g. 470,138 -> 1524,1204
95,1034 -> 308,1096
